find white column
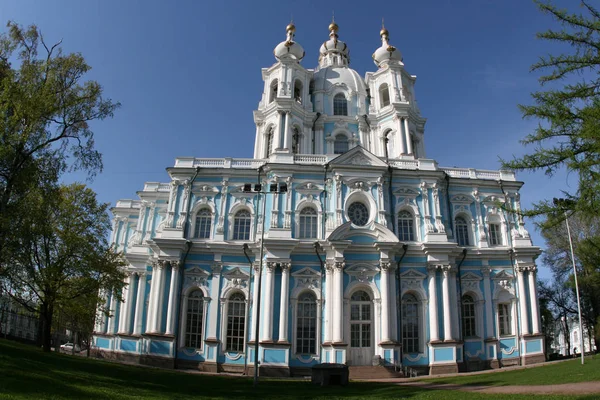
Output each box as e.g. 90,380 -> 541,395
261,262 -> 276,341
332,261 -> 344,343
482,268 -> 494,338
152,260 -> 167,333
133,273 -> 147,335
94,289 -> 107,333
427,266 -> 439,342
107,292 -> 118,334
396,116 -> 407,155
442,266 -> 453,341
146,262 -> 158,333
324,263 -> 334,343
404,118 -> 413,155
278,263 -> 291,342
380,261 -> 391,342
528,266 -> 541,334
165,261 -> 181,335
207,263 -> 222,340
517,266 -> 530,335
250,263 -> 260,342
118,274 -> 132,334
283,111 -> 291,150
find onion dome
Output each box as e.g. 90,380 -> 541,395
319,19 -> 350,64
372,23 -> 402,67
274,22 -> 305,61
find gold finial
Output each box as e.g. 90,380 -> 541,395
380,17 -> 389,37
286,22 -> 296,32
329,11 -> 338,32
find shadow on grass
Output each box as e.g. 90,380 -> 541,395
0,339 -> 425,400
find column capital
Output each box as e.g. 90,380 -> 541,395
482,267 -> 492,277
515,265 -> 528,274
380,261 -> 393,272
156,259 -> 168,269
334,261 -> 345,270
135,271 -> 146,278
211,262 -> 223,274
280,262 -> 291,272
526,265 -> 538,273
266,262 -> 277,272
170,260 -> 181,270
325,262 -> 334,273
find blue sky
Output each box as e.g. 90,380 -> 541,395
1,0 -> 580,279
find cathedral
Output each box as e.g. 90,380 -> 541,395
93,20 -> 545,376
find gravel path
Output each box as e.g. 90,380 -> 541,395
400,381 -> 600,395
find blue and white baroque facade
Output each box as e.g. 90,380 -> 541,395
93,22 -> 545,375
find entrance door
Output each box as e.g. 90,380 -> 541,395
349,290 -> 373,365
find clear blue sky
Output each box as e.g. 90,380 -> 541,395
1,0 -> 580,280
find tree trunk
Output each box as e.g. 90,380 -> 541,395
40,302 -> 54,352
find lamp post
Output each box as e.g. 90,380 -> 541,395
242,178 -> 287,386
553,198 -> 585,365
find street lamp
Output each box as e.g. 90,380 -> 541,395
242,178 -> 287,386
553,197 -> 585,365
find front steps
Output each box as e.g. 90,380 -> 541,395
348,365 -> 404,380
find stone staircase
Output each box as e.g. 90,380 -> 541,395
348,365 -> 404,380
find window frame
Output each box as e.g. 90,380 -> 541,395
298,207 -> 318,239
497,302 -> 512,337
455,216 -> 470,246
333,93 -> 348,116
488,222 -> 502,246
379,83 -> 390,108
184,290 -> 206,348
296,292 -> 318,355
224,292 -> 246,352
401,293 -> 421,353
397,210 -> 416,241
333,134 -> 349,154
461,294 -> 477,338
232,209 -> 252,241
194,208 -> 213,239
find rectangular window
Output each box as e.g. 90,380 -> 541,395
296,300 -> 316,354
398,219 -> 415,241
498,303 -> 512,336
462,302 -> 476,338
402,302 -> 419,353
226,298 -> 246,352
489,223 -> 502,246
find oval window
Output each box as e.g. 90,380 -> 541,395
348,202 -> 369,226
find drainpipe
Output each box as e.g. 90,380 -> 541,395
242,244 -> 254,374
174,166 -> 201,368
395,243 -> 408,367
314,242 -> 325,359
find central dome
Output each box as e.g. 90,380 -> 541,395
312,66 -> 367,95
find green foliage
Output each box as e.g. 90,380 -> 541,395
537,212 -> 600,349
501,1 -> 600,218
1,184 -> 126,351
0,21 -> 120,274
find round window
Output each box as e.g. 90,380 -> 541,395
348,202 -> 369,226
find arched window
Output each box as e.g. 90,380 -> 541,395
296,292 -> 317,354
225,292 -> 246,352
294,80 -> 303,104
194,209 -> 212,239
397,210 -> 415,241
269,80 -> 278,103
455,216 -> 470,246
333,93 -> 348,116
384,130 -> 392,159
379,83 -> 390,107
350,290 -> 372,349
292,127 -> 300,154
266,128 -> 274,157
402,294 -> 420,353
334,134 -> 349,154
185,290 -> 205,348
488,222 -> 502,246
299,207 -> 318,239
461,294 -> 476,338
232,210 -> 251,240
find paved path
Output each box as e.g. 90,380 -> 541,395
399,381 -> 600,395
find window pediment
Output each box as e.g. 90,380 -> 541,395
394,187 -> 420,199
345,263 -> 379,282
296,182 -> 323,197
451,194 -> 474,204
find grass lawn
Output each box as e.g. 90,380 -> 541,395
0,339 -> 597,400
421,354 -> 600,387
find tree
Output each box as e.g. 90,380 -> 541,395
538,211 -> 600,351
0,22 -> 120,274
502,1 -> 600,219
0,183 -> 126,351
